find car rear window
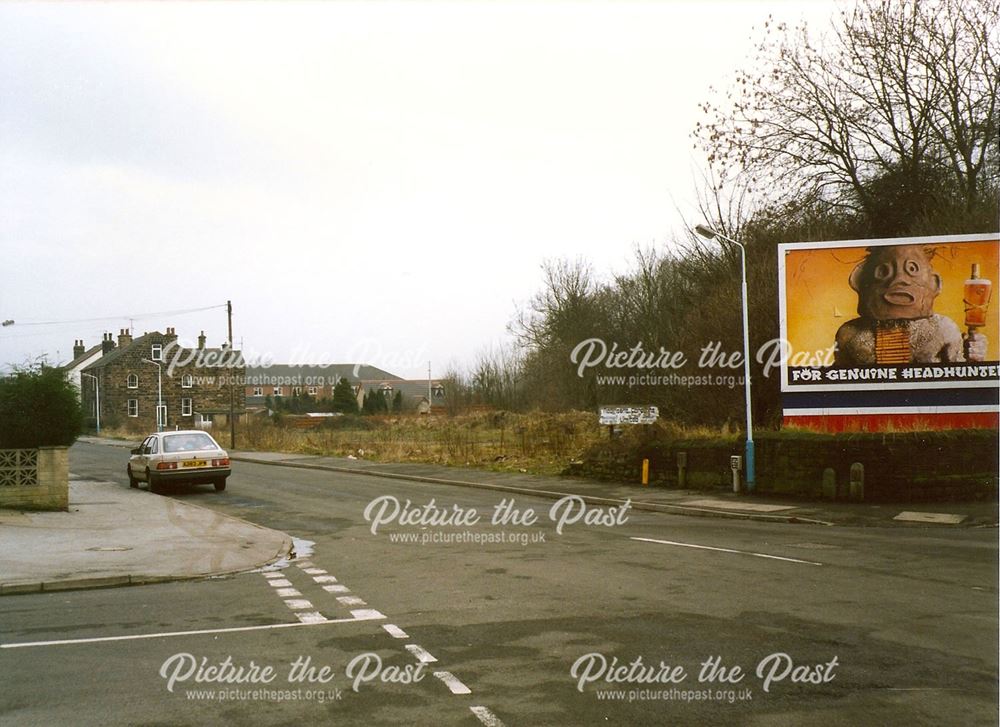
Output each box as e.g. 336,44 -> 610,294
163,433 -> 219,453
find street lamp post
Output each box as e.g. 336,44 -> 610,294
81,372 -> 100,434
142,358 -> 164,432
694,224 -> 755,491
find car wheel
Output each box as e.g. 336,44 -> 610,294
214,478 -> 227,492
127,466 -> 138,488
147,470 -> 161,494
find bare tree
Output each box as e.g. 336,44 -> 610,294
694,0 -> 999,227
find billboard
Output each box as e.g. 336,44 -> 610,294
777,233 -> 999,427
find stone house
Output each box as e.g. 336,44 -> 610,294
80,328 -> 246,433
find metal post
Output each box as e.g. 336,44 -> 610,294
142,359 -> 163,432
694,225 -> 755,491
228,300 -> 235,449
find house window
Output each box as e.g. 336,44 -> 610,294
201,413 -> 214,424
151,343 -> 163,361
381,386 -> 393,397
307,386 -> 317,396
127,373 -> 138,389
433,385 -> 445,398
292,386 -> 301,396
127,399 -> 138,417
253,386 -> 263,396
181,374 -> 193,388
181,398 -> 193,416
273,386 -> 283,397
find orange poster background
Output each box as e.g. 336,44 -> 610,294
783,239 -> 1000,362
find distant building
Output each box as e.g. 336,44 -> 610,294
355,379 -> 447,414
62,339 -> 105,397
243,364 -> 401,409
80,328 -> 245,432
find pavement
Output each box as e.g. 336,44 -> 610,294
2,435 -> 994,598
0,472 -> 292,596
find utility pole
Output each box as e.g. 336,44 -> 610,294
228,300 -> 235,449
428,361 -> 432,413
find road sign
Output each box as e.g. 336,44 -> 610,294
598,405 -> 659,426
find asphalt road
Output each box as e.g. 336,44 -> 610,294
1,441 -> 997,726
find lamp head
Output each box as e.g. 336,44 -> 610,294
694,224 -> 717,240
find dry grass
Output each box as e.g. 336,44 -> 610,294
237,411 -> 605,476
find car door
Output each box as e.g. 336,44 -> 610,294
130,437 -> 146,477
134,436 -> 153,477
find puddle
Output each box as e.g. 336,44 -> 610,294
253,536 -> 315,572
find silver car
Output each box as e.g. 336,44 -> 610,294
127,430 -> 231,494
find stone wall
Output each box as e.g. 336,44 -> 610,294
566,429 -> 998,502
0,446 -> 68,510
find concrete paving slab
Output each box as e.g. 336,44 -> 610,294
0,477 -> 292,594
893,511 -> 966,524
682,498 -> 796,513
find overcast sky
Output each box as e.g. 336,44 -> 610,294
0,0 -> 840,378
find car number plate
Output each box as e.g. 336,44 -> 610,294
182,460 -> 207,468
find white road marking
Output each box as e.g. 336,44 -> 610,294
470,706 -> 506,726
295,561 -> 315,569
314,575 -> 339,583
322,584 -> 349,593
267,578 -> 293,588
262,572 -> 285,579
350,609 -> 385,620
383,624 -> 409,639
336,596 -> 367,607
631,537 -> 823,566
275,588 -> 301,598
284,599 -> 314,610
302,568 -> 327,575
1,612 -> 387,649
406,644 -> 438,663
296,611 -> 328,624
434,671 -> 471,695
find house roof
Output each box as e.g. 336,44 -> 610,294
82,332 -> 239,372
61,344 -> 103,371
245,364 -> 401,385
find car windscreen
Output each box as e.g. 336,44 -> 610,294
162,433 -> 218,453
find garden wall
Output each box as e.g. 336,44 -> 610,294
565,429 -> 998,502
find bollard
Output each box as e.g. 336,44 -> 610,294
850,462 -> 865,501
822,468 -> 837,499
677,451 -> 688,488
730,455 -> 743,494
641,458 -> 650,486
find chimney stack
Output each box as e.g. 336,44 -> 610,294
198,331 -> 206,350
101,332 -> 116,355
73,339 -> 85,359
118,328 -> 132,347
165,326 -> 177,343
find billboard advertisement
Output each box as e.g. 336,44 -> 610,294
777,233 -> 999,426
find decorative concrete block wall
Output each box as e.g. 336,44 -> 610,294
0,446 -> 69,511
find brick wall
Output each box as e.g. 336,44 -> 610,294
565,429 -> 999,502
